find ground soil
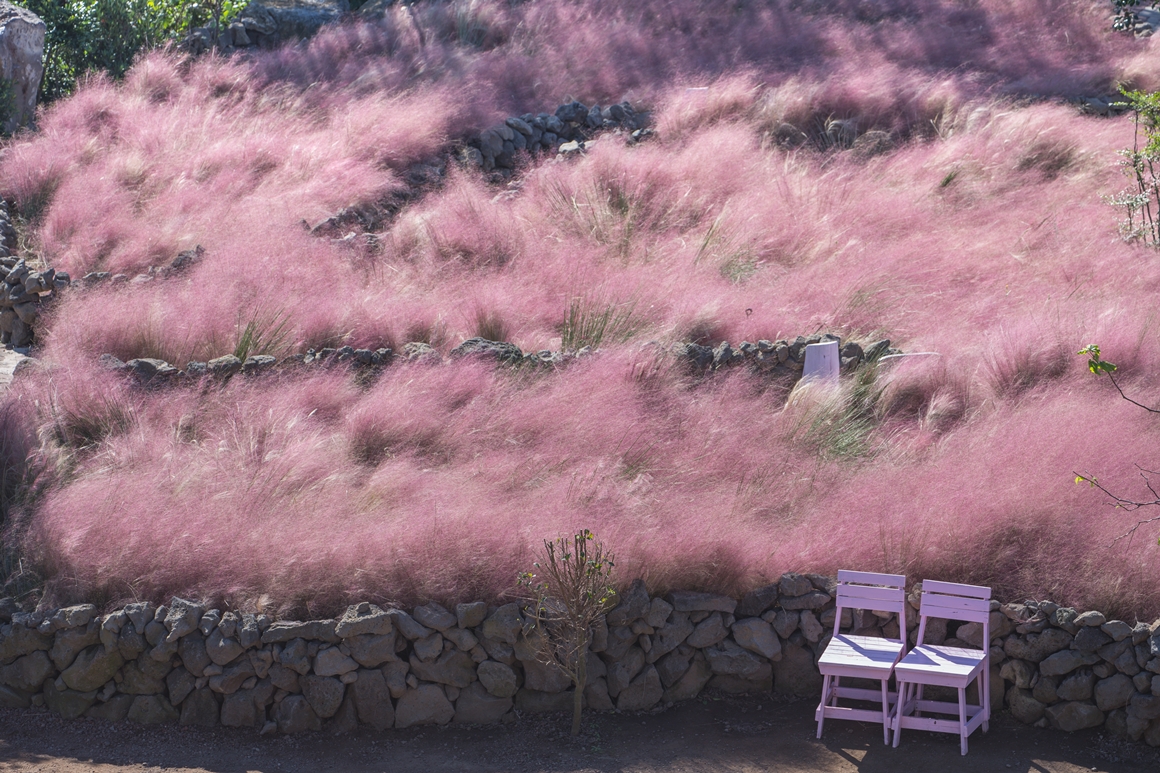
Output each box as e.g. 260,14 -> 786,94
2,694 -> 1158,773
0,349 -> 26,392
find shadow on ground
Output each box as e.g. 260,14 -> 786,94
1,694 -> 1157,772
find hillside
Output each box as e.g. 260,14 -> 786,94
1,0 -> 1159,618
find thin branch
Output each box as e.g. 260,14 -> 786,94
1075,468 -> 1160,544
1107,373 -> 1160,413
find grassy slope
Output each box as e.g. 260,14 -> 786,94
2,0 -> 1160,618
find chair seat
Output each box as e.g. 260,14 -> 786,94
893,644 -> 986,688
818,634 -> 905,678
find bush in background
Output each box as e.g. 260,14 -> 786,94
15,0 -> 243,102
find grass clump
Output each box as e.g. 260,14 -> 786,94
559,298 -> 643,353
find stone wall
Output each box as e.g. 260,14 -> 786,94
91,332 -> 899,388
2,577 -> 1158,745
0,199 -> 69,349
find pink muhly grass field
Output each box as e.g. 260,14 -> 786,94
3,0 -> 1160,617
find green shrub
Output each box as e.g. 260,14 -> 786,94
1108,88 -> 1160,247
15,0 -> 243,103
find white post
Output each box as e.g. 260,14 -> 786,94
802,340 -> 839,384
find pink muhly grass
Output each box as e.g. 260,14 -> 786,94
8,0 -> 1160,614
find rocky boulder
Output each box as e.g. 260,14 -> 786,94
0,2 -> 44,132
239,0 -> 348,43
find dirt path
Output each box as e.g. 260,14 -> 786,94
0,349 -> 27,392
1,695 -> 1155,773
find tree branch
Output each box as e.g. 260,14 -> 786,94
1107,373 -> 1160,413
1075,467 -> 1160,544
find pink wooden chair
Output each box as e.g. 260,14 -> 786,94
815,570 -> 908,744
890,580 -> 991,755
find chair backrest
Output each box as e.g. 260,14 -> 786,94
917,579 -> 992,649
832,570 -> 907,643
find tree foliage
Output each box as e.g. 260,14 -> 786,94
1112,0 -> 1160,34
1108,88 -> 1160,247
14,0 -> 244,103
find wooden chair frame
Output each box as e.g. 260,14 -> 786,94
890,579 -> 991,756
815,570 -> 908,745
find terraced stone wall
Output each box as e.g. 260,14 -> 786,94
2,577 -> 1158,746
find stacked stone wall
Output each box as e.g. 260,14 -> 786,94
2,577 -> 1158,745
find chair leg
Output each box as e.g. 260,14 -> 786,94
982,666 -> 991,733
880,679 -> 890,745
816,674 -> 831,738
892,682 -> 908,748
915,683 -> 924,718
958,686 -> 968,756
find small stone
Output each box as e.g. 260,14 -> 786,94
261,620 -> 338,644
687,613 -> 728,648
1000,659 -> 1034,689
409,649 -> 476,688
205,628 -> 245,666
413,603 -> 457,632
207,355 -> 242,377
85,693 -> 134,723
346,631 -> 398,668
1007,687 -> 1046,724
334,603 -> 392,638
607,580 -> 651,626
480,605 -> 523,645
736,584 -> 780,618
616,665 -> 663,712
456,602 -> 487,630
607,646 -> 646,699
0,651 -> 53,693
647,613 -> 693,663
277,694 -> 321,734
1075,610 -> 1106,627
779,591 -> 831,611
779,573 -> 814,598
198,610 -> 221,636
666,591 -> 737,615
127,694 -> 179,724
453,680 -> 512,724
1055,669 -> 1095,701
179,687 -> 219,727
166,668 -> 196,706
349,668 -> 394,730
443,626 -> 477,652
413,632 -> 443,662
1045,701 -> 1104,732
1039,649 -> 1101,677
395,684 -> 454,728
1103,620 -> 1134,642
313,646 -> 359,677
731,618 -> 782,661
1095,674 -> 1135,711
60,645 -> 123,693
43,682 -> 97,719
477,660 -> 518,698
382,610 -> 432,643
1004,628 -> 1073,663
662,652 -> 712,703
300,675 -> 345,718
799,611 -> 824,643
646,598 -> 673,628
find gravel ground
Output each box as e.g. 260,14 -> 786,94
0,348 -> 26,392
2,694 -> 1158,773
